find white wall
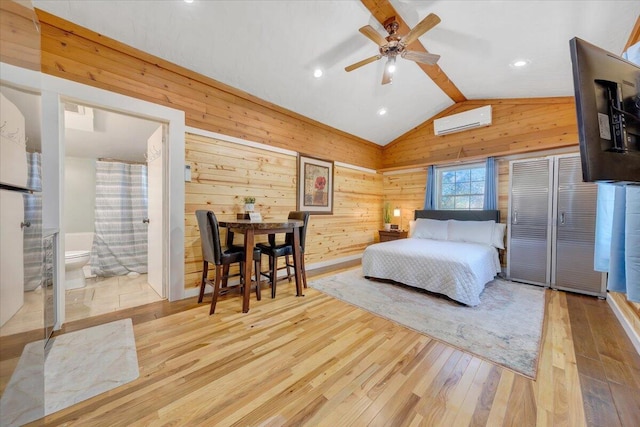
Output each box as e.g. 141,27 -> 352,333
64,157 -> 95,233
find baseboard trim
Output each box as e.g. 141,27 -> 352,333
608,294 -> 640,355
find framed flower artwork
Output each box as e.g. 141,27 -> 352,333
297,154 -> 334,214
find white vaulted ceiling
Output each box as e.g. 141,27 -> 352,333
33,0 -> 640,146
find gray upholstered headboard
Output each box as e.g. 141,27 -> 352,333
414,210 -> 500,222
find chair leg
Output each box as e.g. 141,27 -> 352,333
285,255 -> 292,282
254,258 -> 261,301
270,256 -> 277,299
210,265 -> 223,315
222,264 -> 230,288
301,256 -> 307,289
198,261 -> 208,303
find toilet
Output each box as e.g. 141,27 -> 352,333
65,232 -> 93,290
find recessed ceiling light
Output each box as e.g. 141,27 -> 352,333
184,0 -> 194,3
378,108 -> 387,116
313,68 -> 323,78
510,59 -> 530,68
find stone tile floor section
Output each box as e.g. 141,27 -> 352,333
0,274 -> 162,336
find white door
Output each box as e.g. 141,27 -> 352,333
146,125 -> 164,297
0,190 -> 25,326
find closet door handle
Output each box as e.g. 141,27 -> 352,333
142,218 -> 150,224
21,221 -> 31,229
560,212 -> 565,225
513,210 -> 518,224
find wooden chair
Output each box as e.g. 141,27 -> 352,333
195,210 -> 261,315
257,211 -> 310,298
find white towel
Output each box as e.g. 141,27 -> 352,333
625,186 -> 640,302
594,183 -> 615,271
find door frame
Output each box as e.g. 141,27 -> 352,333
1,62 -> 185,330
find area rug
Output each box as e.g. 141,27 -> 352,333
0,318 -> 139,426
309,268 -> 545,378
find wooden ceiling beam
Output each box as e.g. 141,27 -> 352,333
360,0 -> 466,103
623,16 -> 640,51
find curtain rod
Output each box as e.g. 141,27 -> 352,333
98,158 -> 146,166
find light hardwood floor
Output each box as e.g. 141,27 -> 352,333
1,268 -> 639,426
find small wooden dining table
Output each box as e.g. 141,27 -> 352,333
218,219 -> 305,313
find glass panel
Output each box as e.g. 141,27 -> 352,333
471,181 -> 485,194
471,168 -> 486,181
441,196 -> 455,209
455,196 -> 470,209
455,181 -> 471,195
442,171 -> 456,184
455,169 -> 470,182
470,195 -> 484,209
441,183 -> 455,196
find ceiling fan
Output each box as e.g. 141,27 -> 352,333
345,13 -> 441,85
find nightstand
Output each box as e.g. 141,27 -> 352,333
378,230 -> 408,242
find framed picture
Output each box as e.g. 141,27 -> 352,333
297,154 -> 334,214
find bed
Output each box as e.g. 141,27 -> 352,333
362,210 -> 503,306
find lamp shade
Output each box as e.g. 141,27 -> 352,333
393,208 -> 401,217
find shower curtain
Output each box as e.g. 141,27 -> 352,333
90,160 -> 148,276
23,152 -> 43,291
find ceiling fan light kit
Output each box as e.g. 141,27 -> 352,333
345,13 -> 441,85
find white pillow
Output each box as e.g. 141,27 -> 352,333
412,218 -> 448,240
408,220 -> 416,237
492,223 -> 506,249
447,220 -> 495,246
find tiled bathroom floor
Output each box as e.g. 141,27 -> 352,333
0,274 -> 163,337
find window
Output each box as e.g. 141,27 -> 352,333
436,163 -> 486,210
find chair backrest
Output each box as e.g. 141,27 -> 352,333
195,210 -> 223,265
286,211 -> 310,250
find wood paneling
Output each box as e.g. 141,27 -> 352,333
382,170 -> 427,233
0,0 -> 40,71
381,98 -> 579,170
184,133 -> 383,291
35,9 -> 383,171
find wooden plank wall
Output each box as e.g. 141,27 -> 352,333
35,10 -> 383,171
184,133 -> 382,290
382,98 -> 579,170
0,0 -> 40,71
382,170 -> 427,234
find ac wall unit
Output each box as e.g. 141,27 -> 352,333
433,105 -> 492,136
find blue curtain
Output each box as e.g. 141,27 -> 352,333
424,165 -> 435,210
483,157 -> 497,210
594,183 -> 640,302
90,161 -> 148,276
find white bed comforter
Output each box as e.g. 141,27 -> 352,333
361,238 -> 501,306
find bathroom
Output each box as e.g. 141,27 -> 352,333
63,102 -> 166,323
0,95 -> 167,335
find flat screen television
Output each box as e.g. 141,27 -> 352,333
570,37 -> 640,183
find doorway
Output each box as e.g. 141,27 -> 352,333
62,102 -> 166,324
0,61 -> 186,332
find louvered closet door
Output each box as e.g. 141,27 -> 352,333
552,156 -> 603,295
508,159 -> 553,285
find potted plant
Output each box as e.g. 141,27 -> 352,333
383,201 -> 392,231
243,196 -> 256,212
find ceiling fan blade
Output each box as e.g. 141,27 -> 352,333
345,55 -> 381,72
381,66 -> 393,85
400,13 -> 441,46
359,25 -> 388,46
401,50 -> 440,65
